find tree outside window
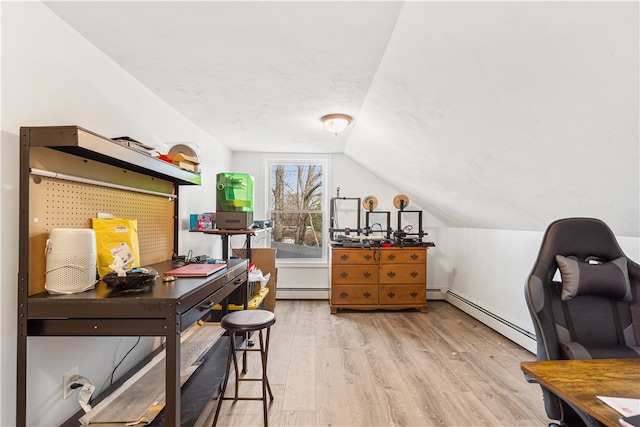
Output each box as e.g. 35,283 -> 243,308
268,162 -> 325,260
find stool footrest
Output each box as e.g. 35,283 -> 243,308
221,397 -> 272,402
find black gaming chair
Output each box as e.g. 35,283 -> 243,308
524,217 -> 640,427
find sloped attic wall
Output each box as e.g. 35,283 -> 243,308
345,1 -> 639,237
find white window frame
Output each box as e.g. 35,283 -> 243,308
265,156 -> 330,266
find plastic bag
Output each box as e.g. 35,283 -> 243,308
248,269 -> 271,291
92,218 -> 140,278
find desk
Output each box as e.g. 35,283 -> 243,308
24,259 -> 247,426
520,359 -> 640,427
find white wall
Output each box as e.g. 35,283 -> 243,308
232,152 -> 450,298
1,3 -> 232,426
447,227 -> 640,353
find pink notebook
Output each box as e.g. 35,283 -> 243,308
164,263 -> 226,277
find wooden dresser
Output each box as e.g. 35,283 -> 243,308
330,246 -> 427,313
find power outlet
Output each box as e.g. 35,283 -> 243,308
63,367 -> 78,400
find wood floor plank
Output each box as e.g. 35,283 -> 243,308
209,300 -> 549,427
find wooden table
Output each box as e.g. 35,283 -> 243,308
520,358 -> 640,427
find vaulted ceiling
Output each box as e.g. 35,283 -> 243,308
44,1 -> 639,236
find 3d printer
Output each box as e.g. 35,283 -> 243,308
216,172 -> 254,229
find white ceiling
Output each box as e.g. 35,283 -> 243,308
44,1 -> 639,236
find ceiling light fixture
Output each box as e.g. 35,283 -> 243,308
321,114 -> 352,135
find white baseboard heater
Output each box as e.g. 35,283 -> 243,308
445,290 -> 537,354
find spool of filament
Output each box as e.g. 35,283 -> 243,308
362,195 -> 378,211
393,194 -> 409,210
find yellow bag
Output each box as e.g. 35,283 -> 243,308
92,218 -> 141,278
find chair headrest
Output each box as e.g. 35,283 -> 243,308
555,255 -> 632,302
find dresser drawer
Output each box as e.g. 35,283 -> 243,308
332,248 -> 378,265
380,248 -> 426,264
332,265 -> 379,284
331,285 -> 378,305
380,264 -> 425,284
379,285 -> 425,304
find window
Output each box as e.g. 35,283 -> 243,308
267,160 -> 326,261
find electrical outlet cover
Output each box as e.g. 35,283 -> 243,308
63,367 -> 78,400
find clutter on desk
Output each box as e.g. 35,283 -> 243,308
189,212 -> 215,230
92,217 -> 141,278
102,267 -> 158,295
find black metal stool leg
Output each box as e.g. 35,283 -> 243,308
230,332 -> 240,400
261,328 -> 274,400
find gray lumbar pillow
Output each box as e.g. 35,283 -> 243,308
555,255 -> 632,302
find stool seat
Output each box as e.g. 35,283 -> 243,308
221,309 -> 276,332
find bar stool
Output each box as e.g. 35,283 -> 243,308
212,309 -> 276,427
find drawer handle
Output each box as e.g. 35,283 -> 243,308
387,254 -> 396,260
410,271 -> 418,277
363,291 -> 371,298
341,254 -> 349,261
340,271 -> 349,278
363,271 -> 371,278
410,291 -> 418,298
387,291 -> 396,298
411,254 -> 418,260
340,292 -> 348,298
364,254 -> 372,260
233,277 -> 244,285
199,300 -> 214,311
387,271 -> 396,278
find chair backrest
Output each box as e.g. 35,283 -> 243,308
524,217 -> 640,422
526,217 -> 640,360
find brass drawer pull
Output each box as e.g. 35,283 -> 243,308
340,271 -> 349,278
387,291 -> 395,298
340,292 -> 348,298
387,254 -> 396,260
411,254 -> 418,260
410,271 -> 418,278
363,271 -> 371,278
363,291 -> 371,298
387,271 -> 396,278
364,254 -> 372,260
410,291 -> 418,298
341,254 -> 349,261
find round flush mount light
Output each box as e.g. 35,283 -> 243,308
321,114 -> 352,135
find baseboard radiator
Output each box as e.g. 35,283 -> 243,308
276,288 -> 329,300
445,290 -> 537,354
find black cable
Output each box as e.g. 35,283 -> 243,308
94,336 -> 141,401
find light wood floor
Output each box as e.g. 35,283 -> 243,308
205,300 -> 548,427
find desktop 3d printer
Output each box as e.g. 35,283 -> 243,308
215,172 -> 254,229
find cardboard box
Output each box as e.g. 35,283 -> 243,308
166,152 -> 200,173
